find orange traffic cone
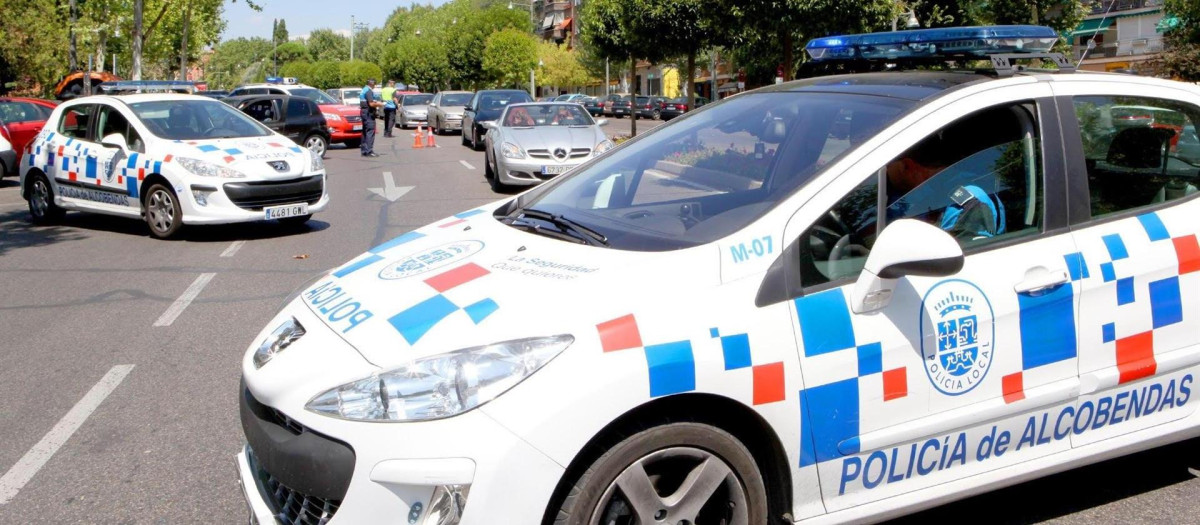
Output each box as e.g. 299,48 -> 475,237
425,127 -> 436,148
412,129 -> 424,149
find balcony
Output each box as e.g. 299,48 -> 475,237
1087,0 -> 1165,15
1075,36 -> 1165,60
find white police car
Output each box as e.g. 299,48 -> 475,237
19,94 -> 328,238
237,26 -> 1200,524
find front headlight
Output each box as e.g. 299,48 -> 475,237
501,142 -> 525,159
595,139 -> 615,154
253,317 -> 306,368
306,335 -> 574,422
322,112 -> 343,122
309,148 -> 324,171
176,156 -> 246,178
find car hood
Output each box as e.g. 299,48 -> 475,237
318,104 -> 360,117
502,126 -> 603,154
160,136 -> 310,179
295,204 -> 717,370
403,104 -> 430,113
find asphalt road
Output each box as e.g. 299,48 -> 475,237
0,126 -> 1197,523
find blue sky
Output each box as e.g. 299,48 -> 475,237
222,0 -> 453,41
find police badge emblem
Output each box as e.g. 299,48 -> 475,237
920,279 -> 994,395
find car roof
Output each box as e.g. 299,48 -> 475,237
63,93 -> 212,105
223,94 -> 300,103
751,71 -> 993,101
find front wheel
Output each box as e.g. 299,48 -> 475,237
28,173 -> 66,224
553,422 -> 767,525
304,134 -> 328,158
143,183 -> 183,239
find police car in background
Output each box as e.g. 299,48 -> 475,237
20,94 -> 328,239
236,26 -> 1200,524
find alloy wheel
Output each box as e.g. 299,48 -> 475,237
305,135 -> 327,157
588,447 -> 749,525
30,179 -> 49,218
147,189 -> 175,233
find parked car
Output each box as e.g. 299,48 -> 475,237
0,97 -> 58,162
634,96 -> 668,120
397,93 -> 434,129
231,81 -> 363,148
482,102 -> 613,191
326,88 -> 360,107
427,91 -> 474,135
20,94 -> 327,238
224,94 -> 331,157
198,90 -> 230,99
581,96 -> 604,116
602,93 -> 629,117
554,93 -> 589,103
462,89 -> 533,150
660,96 -> 708,120
0,122 -> 14,180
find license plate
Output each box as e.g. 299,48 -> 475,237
542,165 -> 577,175
264,203 -> 308,220
352,125 -> 363,131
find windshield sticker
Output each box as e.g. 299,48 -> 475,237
378,240 -> 485,280
920,279 -> 994,396
491,255 -> 599,280
729,235 -> 774,263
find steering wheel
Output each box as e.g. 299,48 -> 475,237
827,234 -> 871,279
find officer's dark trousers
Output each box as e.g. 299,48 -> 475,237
383,108 -> 396,137
360,110 -> 376,155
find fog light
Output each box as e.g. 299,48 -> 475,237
423,484 -> 469,525
191,186 -> 216,207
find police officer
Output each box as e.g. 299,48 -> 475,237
359,79 -> 383,157
381,80 -> 398,137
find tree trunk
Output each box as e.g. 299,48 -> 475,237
686,51 -> 695,109
179,2 -> 192,81
132,0 -> 143,80
782,30 -> 793,81
95,33 -> 107,72
68,0 -> 78,71
629,54 -> 637,137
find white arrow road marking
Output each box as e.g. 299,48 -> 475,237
0,364 -> 135,505
459,160 -> 476,170
154,273 -> 215,327
368,171 -> 415,202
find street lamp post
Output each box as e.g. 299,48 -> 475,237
350,16 -> 369,61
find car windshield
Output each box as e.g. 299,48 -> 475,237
130,99 -> 272,140
502,104 -> 594,127
501,92 -> 913,251
441,93 -> 472,106
404,94 -> 433,105
290,88 -> 339,105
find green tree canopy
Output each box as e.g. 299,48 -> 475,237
1161,0 -> 1200,80
206,37 -> 272,89
307,29 -> 350,61
482,27 -> 539,89
274,41 -> 311,64
309,60 -> 341,89
273,18 -> 289,44
279,61 -> 312,82
339,60 -> 383,87
447,5 -> 531,88
537,42 -> 592,89
382,37 -> 451,91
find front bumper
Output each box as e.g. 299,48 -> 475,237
180,175 -> 329,225
496,155 -> 587,187
437,118 -> 463,132
237,306 -> 565,524
328,121 -> 363,143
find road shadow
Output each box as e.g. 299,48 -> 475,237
0,179 -> 19,189
890,436 -> 1200,524
0,208 -> 89,257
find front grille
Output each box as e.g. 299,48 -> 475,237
528,148 -> 590,160
249,447 -> 341,525
569,148 -> 590,158
346,115 -> 362,124
224,176 -> 324,211
528,149 -> 551,159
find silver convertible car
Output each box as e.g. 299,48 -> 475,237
483,103 -> 613,191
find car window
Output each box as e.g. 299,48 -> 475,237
502,104 -> 592,127
95,105 -> 145,153
797,102 -> 1045,287
131,99 -> 271,140
243,100 -> 281,122
511,92 -> 912,251
1072,96 -> 1200,218
58,104 -> 93,139
286,98 -> 307,119
0,101 -> 41,123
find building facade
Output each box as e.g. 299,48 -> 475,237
1072,0 -> 1171,73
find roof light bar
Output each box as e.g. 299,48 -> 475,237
806,25 -> 1060,62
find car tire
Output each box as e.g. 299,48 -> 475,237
278,214 -> 312,227
143,182 -> 183,239
462,125 -> 471,146
552,422 -> 768,525
304,134 -> 328,158
484,151 -> 495,180
344,138 -> 361,149
471,128 -> 483,151
399,115 -> 407,129
652,109 -> 661,120
27,173 -> 65,224
488,162 -> 508,193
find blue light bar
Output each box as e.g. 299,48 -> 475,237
265,76 -> 282,84
806,25 -> 1060,62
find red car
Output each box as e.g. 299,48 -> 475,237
0,96 -> 58,160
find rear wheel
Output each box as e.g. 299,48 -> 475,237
144,183 -> 182,239
27,173 -> 65,224
553,422 -> 767,525
304,134 -> 327,158
652,109 -> 661,120
462,123 -> 471,146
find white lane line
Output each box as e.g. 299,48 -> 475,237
0,365 -> 134,505
220,240 -> 246,258
459,160 -> 476,170
153,273 -> 215,327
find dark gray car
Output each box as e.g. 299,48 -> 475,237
462,89 -> 533,150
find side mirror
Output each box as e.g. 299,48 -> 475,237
850,219 -> 964,314
481,121 -> 497,130
595,118 -> 609,127
100,133 -> 127,152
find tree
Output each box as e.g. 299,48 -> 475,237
446,5 -> 530,88
339,60 -> 383,88
382,37 -> 451,90
0,0 -> 69,94
537,42 -> 592,90
582,0 -> 677,136
1161,0 -> 1200,80
275,41 -> 311,64
279,61 -> 312,82
482,28 -> 539,89
308,29 -> 350,62
309,60 -> 342,89
274,18 -> 289,44
206,37 -> 272,89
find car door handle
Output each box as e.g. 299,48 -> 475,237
1014,267 -> 1070,295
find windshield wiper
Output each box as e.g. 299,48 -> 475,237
507,208 -> 608,246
